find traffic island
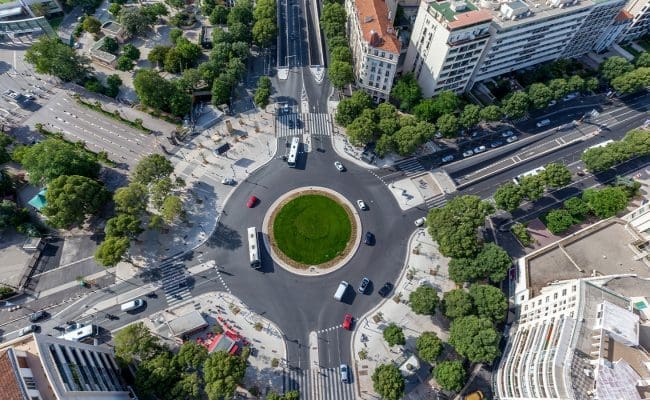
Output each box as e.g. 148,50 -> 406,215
261,187 -> 362,276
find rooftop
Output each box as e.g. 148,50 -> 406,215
355,0 -> 401,54
168,310 -> 208,337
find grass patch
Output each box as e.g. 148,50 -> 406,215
75,96 -> 153,134
273,194 -> 352,265
35,125 -> 117,167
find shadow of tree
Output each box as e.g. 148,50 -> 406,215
205,222 -> 243,250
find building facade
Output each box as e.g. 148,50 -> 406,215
618,0 -> 650,41
345,0 -> 401,102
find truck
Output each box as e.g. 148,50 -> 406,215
334,281 -> 349,301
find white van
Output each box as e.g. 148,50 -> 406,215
120,298 -> 145,312
334,281 -> 349,301
536,119 -> 550,128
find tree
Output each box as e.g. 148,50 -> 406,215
210,5 -> 230,25
443,289 -> 474,320
328,60 -> 354,90
583,187 -> 628,218
612,67 -> 650,94
459,104 -> 481,129
122,43 -> 141,60
161,195 -> 183,223
253,0 -> 276,21
20,139 -> 100,184
212,78 -> 232,106
371,364 -> 405,400
383,323 -> 405,347
335,91 -> 372,126
134,69 -> 191,115
114,183 -> 148,215
435,361 -> 466,392
148,45 -> 171,68
494,182 -> 523,212
414,93 -> 458,123
391,123 -> 432,156
82,15 -> 101,33
142,2 -> 168,18
564,196 -> 590,220
116,56 -> 135,71
42,175 -> 107,228
636,52 -> 650,67
346,111 -> 376,146
416,332 -> 443,364
134,352 -> 178,398
448,243 -> 512,284
114,322 -> 162,365
105,214 -> 143,238
391,73 -> 422,111
469,284 -> 508,322
100,37 -> 119,54
502,91 -> 530,119
254,76 -> 272,108
519,175 -> 545,201
479,105 -> 502,121
252,18 -> 277,47
449,315 -> 500,363
105,74 -> 123,97
108,2 -> 121,15
543,162 -> 572,188
567,75 -> 585,93
375,134 -> 396,157
320,2 -> 346,39
227,0 -> 253,26
545,209 -> 574,234
174,342 -> 209,371
586,77 -> 599,92
600,56 -> 633,82
119,7 -> 156,37
134,154 -> 174,185
203,351 -> 247,400
94,236 -> 130,266
331,46 -> 352,63
548,78 -> 570,99
25,37 -> 90,82
436,114 -> 459,138
409,285 -> 439,315
171,372 -> 203,399
528,83 -> 554,109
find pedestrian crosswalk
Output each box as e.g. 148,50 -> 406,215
426,194 -> 448,209
395,157 -> 426,176
276,113 -> 332,138
159,260 -> 191,305
283,367 -> 355,400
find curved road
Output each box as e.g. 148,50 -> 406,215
186,139 -> 421,369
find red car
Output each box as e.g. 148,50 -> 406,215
342,313 -> 353,330
247,196 -> 258,208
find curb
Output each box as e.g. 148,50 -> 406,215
350,228 -> 422,399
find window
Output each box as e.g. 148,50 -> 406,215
381,52 -> 385,58
389,54 -> 393,60
382,85 -> 387,90
24,376 -> 37,390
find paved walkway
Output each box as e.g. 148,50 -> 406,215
351,229 -> 457,399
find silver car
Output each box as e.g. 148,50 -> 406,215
356,200 -> 368,210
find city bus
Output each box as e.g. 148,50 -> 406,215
58,324 -> 99,342
287,137 -> 300,167
247,227 -> 261,269
584,140 -> 614,153
513,166 -> 546,184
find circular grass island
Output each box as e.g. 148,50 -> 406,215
272,194 -> 352,265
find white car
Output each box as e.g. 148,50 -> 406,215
462,149 -> 474,158
506,135 -> 519,143
441,155 -> 454,163
221,177 -> 236,185
501,130 -> 515,138
334,161 -> 345,172
474,145 -> 486,154
357,200 -> 368,210
414,217 -> 426,227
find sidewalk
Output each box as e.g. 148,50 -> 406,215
134,291 -> 287,393
351,229 -> 457,399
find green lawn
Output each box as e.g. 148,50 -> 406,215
273,195 -> 352,265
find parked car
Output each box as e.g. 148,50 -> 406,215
462,149 -> 474,158
342,313 -> 353,330
334,161 -> 345,172
29,311 -> 46,322
364,232 -> 374,245
536,119 -> 551,128
474,145 -> 486,154
356,199 -> 368,210
490,140 -> 504,148
18,325 -> 38,337
221,178 -> 236,185
358,277 -> 370,293
414,217 -> 426,227
246,196 -> 258,208
378,282 -> 393,297
441,155 -> 454,163
506,135 -> 519,143
501,130 -> 515,138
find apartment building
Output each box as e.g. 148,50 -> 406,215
618,0 -> 650,41
345,0 -> 401,102
405,0 -> 627,96
0,333 -> 132,399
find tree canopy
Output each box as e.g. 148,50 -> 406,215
416,332 -> 443,364
449,315 -> 500,363
409,285 -> 439,315
203,351 -> 247,400
114,183 -> 148,215
25,37 -> 90,82
372,364 -> 405,400
543,163 -> 572,188
335,91 -> 372,126
583,186 -> 628,218
19,139 -> 100,184
43,175 -> 108,228
435,360 -> 466,392
469,284 -> 508,323
448,243 -> 512,284
494,182 -> 524,212
383,323 -> 406,347
328,60 -> 354,90
600,56 -> 634,82
391,73 -> 422,111
443,289 -> 474,320
94,236 -> 130,267
114,322 -> 164,366
134,154 -> 174,185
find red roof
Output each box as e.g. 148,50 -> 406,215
447,10 -> 493,30
0,351 -> 25,400
355,0 -> 401,54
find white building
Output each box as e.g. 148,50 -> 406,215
618,0 -> 650,42
0,333 -> 133,400
345,0 -> 401,102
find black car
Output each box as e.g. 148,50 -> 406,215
378,282 -> 393,297
364,231 -> 374,245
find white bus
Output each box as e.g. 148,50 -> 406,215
513,166 -> 546,184
585,140 -> 614,153
58,325 -> 99,342
287,137 -> 300,167
247,227 -> 261,269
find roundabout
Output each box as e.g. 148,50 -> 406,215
262,187 -> 362,275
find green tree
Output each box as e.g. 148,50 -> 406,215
173,342 -> 209,371
600,56 -> 633,82
567,75 -> 585,93
636,51 -> 650,67
511,222 -> 532,246
416,332 -> 443,364
469,284 -> 508,323
375,102 -> 400,135
545,209 -> 574,234
161,195 -> 183,223
459,104 -> 481,129
346,110 -> 376,146
105,214 -> 143,239
148,45 -> 171,68
94,236 -> 130,266
20,139 -> 100,184
502,91 -> 530,119
328,60 -> 354,90
443,289 -> 474,320
494,182 -> 523,212
114,322 -> 162,365
528,83 -> 554,109
479,105 -> 502,121
391,73 -> 422,111
449,315 -> 500,363
227,0 -> 253,26
25,37 -> 90,82
42,175 -> 107,228
519,175 -> 545,201
210,5 -> 230,24
134,352 -> 177,398
566,196 -> 591,221
435,361 -> 466,392
108,2 -> 121,15
116,55 -> 135,71
253,76 -> 272,108
82,15 -> 101,33
448,243 -> 512,284
134,154 -> 174,185
436,114 -> 459,138
114,183 -> 148,215
391,122 -> 433,156
105,74 -> 123,97
119,7 -> 156,37
548,78 -> 570,99
253,0 -> 276,21
252,18 -> 277,47
320,2 -> 346,39
612,67 -> 650,94
409,285 -> 439,315
583,187 -> 628,218
203,351 -> 247,400
371,364 -> 405,400
331,46 -> 352,63
375,134 -> 396,157
122,43 -> 141,60
335,91 -> 372,126
586,77 -> 599,92
169,27 -> 183,43
383,323 -> 405,347
171,372 -> 202,399
100,37 -> 119,54
543,162 -> 572,188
